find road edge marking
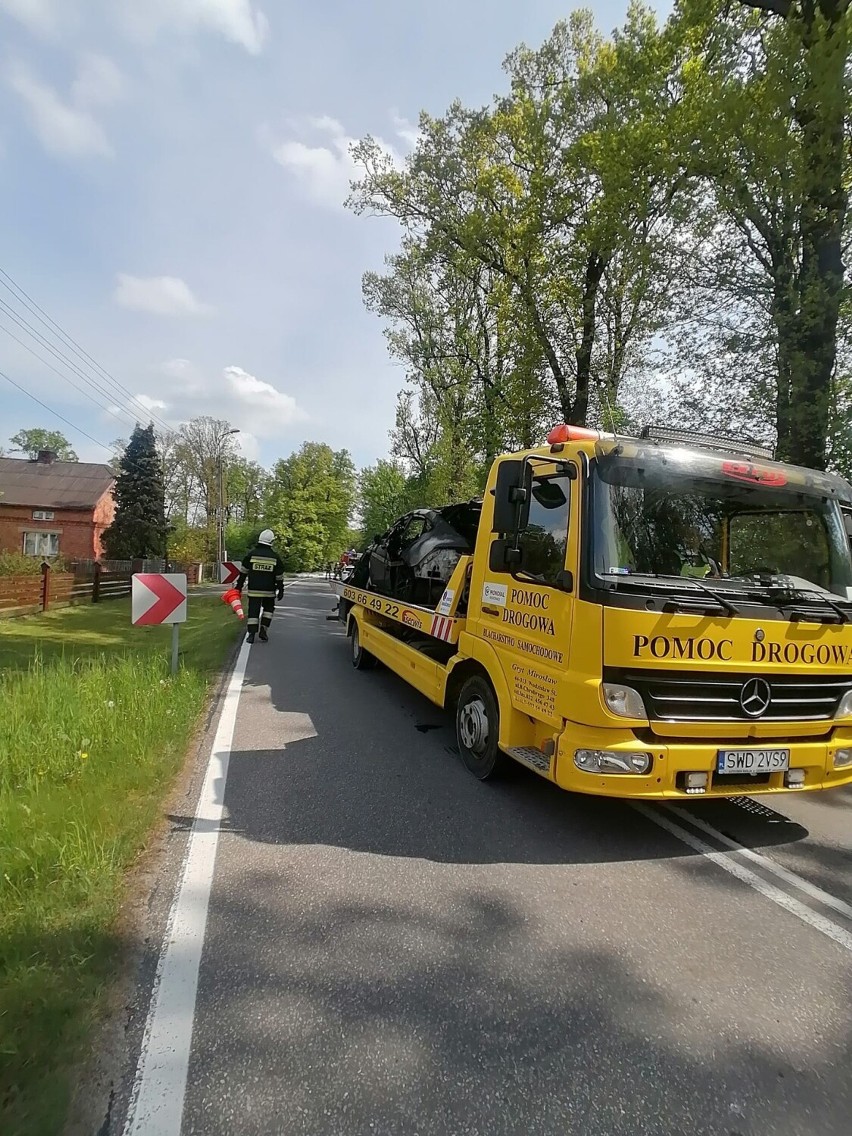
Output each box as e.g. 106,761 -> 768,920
633,803 -> 852,955
122,637 -> 251,1136
666,804 -> 852,922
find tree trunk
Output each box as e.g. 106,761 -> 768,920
738,0 -> 849,469
770,253 -> 797,459
785,0 -> 848,469
573,251 -> 607,425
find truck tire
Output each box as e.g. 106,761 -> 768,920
351,622 -> 376,670
455,675 -> 508,780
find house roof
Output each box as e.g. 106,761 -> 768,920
0,456 -> 115,509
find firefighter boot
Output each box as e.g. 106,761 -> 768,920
259,626 -> 269,642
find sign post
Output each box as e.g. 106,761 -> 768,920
132,573 -> 188,674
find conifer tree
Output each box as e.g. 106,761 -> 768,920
103,424 -> 166,558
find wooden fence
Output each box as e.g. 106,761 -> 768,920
0,560 -> 204,620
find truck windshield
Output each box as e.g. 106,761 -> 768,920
589,445 -> 852,603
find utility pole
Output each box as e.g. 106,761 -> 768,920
215,428 -> 240,568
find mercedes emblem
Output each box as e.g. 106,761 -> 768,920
740,677 -> 771,718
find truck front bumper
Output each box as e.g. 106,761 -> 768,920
553,723 -> 852,799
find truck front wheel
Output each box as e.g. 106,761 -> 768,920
455,676 -> 508,780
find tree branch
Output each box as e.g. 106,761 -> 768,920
736,0 -> 792,16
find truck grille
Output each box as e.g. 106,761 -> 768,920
605,668 -> 852,723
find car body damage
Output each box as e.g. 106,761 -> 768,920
353,501 -> 482,607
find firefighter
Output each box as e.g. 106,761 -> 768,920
236,529 -> 285,643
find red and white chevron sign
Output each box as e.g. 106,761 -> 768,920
219,561 -> 243,585
430,614 -> 454,641
132,573 -> 187,626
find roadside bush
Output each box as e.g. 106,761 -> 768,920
0,552 -> 71,576
0,552 -> 43,576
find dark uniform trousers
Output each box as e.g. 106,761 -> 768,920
246,593 -> 275,632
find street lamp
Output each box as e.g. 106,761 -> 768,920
216,428 -> 240,567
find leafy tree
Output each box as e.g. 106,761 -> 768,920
173,416 -> 240,526
166,520 -> 209,564
103,424 -> 166,559
265,443 -> 356,570
224,521 -> 265,563
10,428 -> 78,461
226,458 -> 269,524
667,0 -> 850,468
350,7 -> 685,434
359,461 -> 416,540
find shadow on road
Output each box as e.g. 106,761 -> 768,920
184,884 -> 852,1136
200,584 -> 815,867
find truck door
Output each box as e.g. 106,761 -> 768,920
471,464 -> 577,730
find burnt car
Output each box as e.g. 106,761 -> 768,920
352,501 -> 482,608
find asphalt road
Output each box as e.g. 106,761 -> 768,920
117,577 -> 852,1136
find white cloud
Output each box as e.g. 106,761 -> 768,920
116,0 -> 269,55
309,115 -> 344,135
71,53 -> 124,109
114,274 -> 213,317
0,0 -> 58,36
161,357 -> 198,382
391,111 -> 421,149
6,59 -> 114,157
224,365 -> 307,429
234,430 -> 260,461
108,361 -> 307,443
266,115 -> 407,210
135,394 -> 168,412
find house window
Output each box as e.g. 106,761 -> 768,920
32,509 -> 55,521
23,532 -> 60,557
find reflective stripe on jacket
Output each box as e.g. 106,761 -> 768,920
237,545 -> 285,595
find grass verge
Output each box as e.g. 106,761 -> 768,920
0,596 -> 240,1136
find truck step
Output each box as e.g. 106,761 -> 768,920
505,747 -> 553,775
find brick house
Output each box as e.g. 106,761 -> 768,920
0,450 -> 115,560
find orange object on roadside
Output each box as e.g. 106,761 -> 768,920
222,587 -> 244,620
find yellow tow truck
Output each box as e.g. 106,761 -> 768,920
337,424 -> 852,799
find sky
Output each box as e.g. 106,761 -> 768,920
0,0 -> 638,471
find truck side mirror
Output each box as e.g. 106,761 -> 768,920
492,459 -> 528,534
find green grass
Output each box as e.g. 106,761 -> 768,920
0,597 -> 241,1136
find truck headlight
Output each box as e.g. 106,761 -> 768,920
836,691 -> 852,719
602,683 -> 646,719
833,748 -> 852,768
574,749 -> 652,775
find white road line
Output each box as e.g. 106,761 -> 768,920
633,803 -> 852,955
666,804 -> 852,922
122,639 -> 251,1136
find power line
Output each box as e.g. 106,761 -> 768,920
0,367 -> 112,454
0,266 -> 176,436
0,266 -> 174,434
0,299 -> 143,428
0,317 -> 141,433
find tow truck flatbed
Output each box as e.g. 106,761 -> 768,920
338,551 -> 471,641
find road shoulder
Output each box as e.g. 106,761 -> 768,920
64,631 -> 245,1136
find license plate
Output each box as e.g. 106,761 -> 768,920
716,748 -> 790,774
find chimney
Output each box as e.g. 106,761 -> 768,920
36,450 -> 57,465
